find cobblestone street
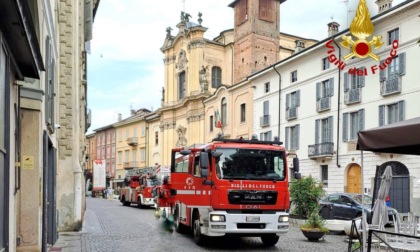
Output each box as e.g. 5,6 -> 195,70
51,197 -> 353,252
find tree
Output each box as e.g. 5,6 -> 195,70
289,175 -> 325,218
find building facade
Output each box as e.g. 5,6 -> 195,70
158,0 -> 316,164
250,0 -> 420,213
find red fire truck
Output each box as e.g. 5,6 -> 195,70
119,170 -> 160,208
157,136 -> 300,246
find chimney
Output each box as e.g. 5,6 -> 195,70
328,22 -> 340,37
130,109 -> 136,116
376,0 -> 393,14
294,40 -> 305,53
117,113 -> 122,122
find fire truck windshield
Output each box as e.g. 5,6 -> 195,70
215,148 -> 285,181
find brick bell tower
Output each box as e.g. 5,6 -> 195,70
229,0 -> 284,84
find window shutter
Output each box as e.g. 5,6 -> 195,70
268,131 -> 272,141
358,67 -> 365,87
296,124 -> 300,149
344,72 -> 349,91
358,109 -> 365,131
316,82 -> 321,100
328,116 -> 333,142
398,100 -> 405,122
399,52 -> 406,76
285,127 -> 290,149
296,90 -> 301,107
263,100 -> 269,115
379,105 -> 385,126
379,60 -> 386,81
260,133 -> 263,141
329,78 -> 334,97
286,93 -> 290,109
343,113 -> 348,142
315,119 -> 320,144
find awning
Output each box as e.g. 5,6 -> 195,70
357,117 -> 420,155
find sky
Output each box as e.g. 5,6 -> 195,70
87,0 -> 404,134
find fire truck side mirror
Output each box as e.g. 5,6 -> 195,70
199,152 -> 209,178
163,175 -> 169,185
294,172 -> 301,180
293,157 -> 300,172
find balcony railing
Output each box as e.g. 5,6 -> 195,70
308,142 -> 334,158
123,161 -> 140,169
317,97 -> 331,112
126,137 -> 138,146
344,88 -> 361,104
260,115 -> 270,127
381,76 -> 401,96
286,107 -> 297,120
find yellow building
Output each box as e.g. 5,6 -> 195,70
113,109 -> 151,187
158,0 -> 317,164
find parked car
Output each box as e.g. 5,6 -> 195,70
319,193 -> 398,226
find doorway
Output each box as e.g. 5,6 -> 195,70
347,164 -> 362,193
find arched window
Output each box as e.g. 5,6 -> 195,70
211,66 -> 222,88
221,98 -> 227,126
179,71 -> 186,99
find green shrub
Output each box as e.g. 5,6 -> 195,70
300,211 -> 329,233
290,175 -> 325,218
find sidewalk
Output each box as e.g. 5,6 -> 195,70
49,197 -> 108,251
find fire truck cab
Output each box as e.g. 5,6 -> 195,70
157,136 -> 300,246
120,171 -> 160,208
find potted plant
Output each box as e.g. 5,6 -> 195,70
300,211 -> 329,241
289,175 -> 325,219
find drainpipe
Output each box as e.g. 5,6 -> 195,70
332,37 -> 341,168
273,67 -> 282,139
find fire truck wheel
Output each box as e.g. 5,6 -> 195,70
193,212 -> 206,245
260,235 -> 279,247
137,197 -> 144,209
174,206 -> 187,233
122,197 -> 130,206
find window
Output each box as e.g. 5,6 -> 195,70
379,101 -> 405,126
322,57 -> 330,70
291,70 -> 297,83
286,90 -> 300,109
240,103 -> 246,123
45,36 -> 55,131
179,71 -> 186,99
106,145 -> 110,158
211,66 -> 222,88
380,53 -> 405,81
125,129 -> 129,140
221,98 -> 227,126
141,126 -> 145,137
321,165 -> 328,185
209,115 -> 214,132
118,151 -> 122,164
264,82 -> 270,93
118,130 -> 122,141
132,149 -> 137,162
125,150 -> 129,162
260,131 -> 272,141
112,144 -> 115,158
236,0 -> 248,26
316,78 -> 334,111
140,148 -> 146,162
155,131 -> 159,145
315,116 -> 333,144
388,28 -> 399,45
260,100 -> 270,127
133,128 -> 137,137
343,109 -> 365,142
259,0 -> 274,22
285,124 -> 300,150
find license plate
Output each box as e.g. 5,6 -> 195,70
246,216 -> 260,222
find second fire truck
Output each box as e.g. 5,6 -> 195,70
119,170 -> 160,208
157,136 -> 300,246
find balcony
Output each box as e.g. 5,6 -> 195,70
316,97 -> 331,112
126,137 -> 138,146
260,115 -> 270,127
344,88 -> 361,105
286,107 -> 297,120
123,161 -> 140,169
308,142 -> 334,158
381,76 -> 401,96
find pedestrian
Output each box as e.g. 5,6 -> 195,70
108,187 -> 114,200
103,188 -> 107,199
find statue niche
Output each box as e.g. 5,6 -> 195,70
176,125 -> 187,148
199,66 -> 208,92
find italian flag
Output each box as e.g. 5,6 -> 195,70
214,109 -> 222,128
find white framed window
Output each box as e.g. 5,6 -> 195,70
125,150 -> 129,162
118,151 -> 122,164
285,124 -> 300,150
322,57 -> 330,70
211,66 -> 222,88
141,126 -> 145,137
291,70 -> 297,83
260,131 -> 272,141
388,28 -> 399,45
118,130 -> 122,141
132,149 -> 137,162
379,101 -> 405,126
240,103 -> 246,123
264,82 -> 270,93
343,109 -> 365,142
140,148 -> 146,162
315,116 -> 333,144
321,165 -> 328,186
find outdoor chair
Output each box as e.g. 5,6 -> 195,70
384,213 -> 420,251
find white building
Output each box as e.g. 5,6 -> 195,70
252,0 -> 420,213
